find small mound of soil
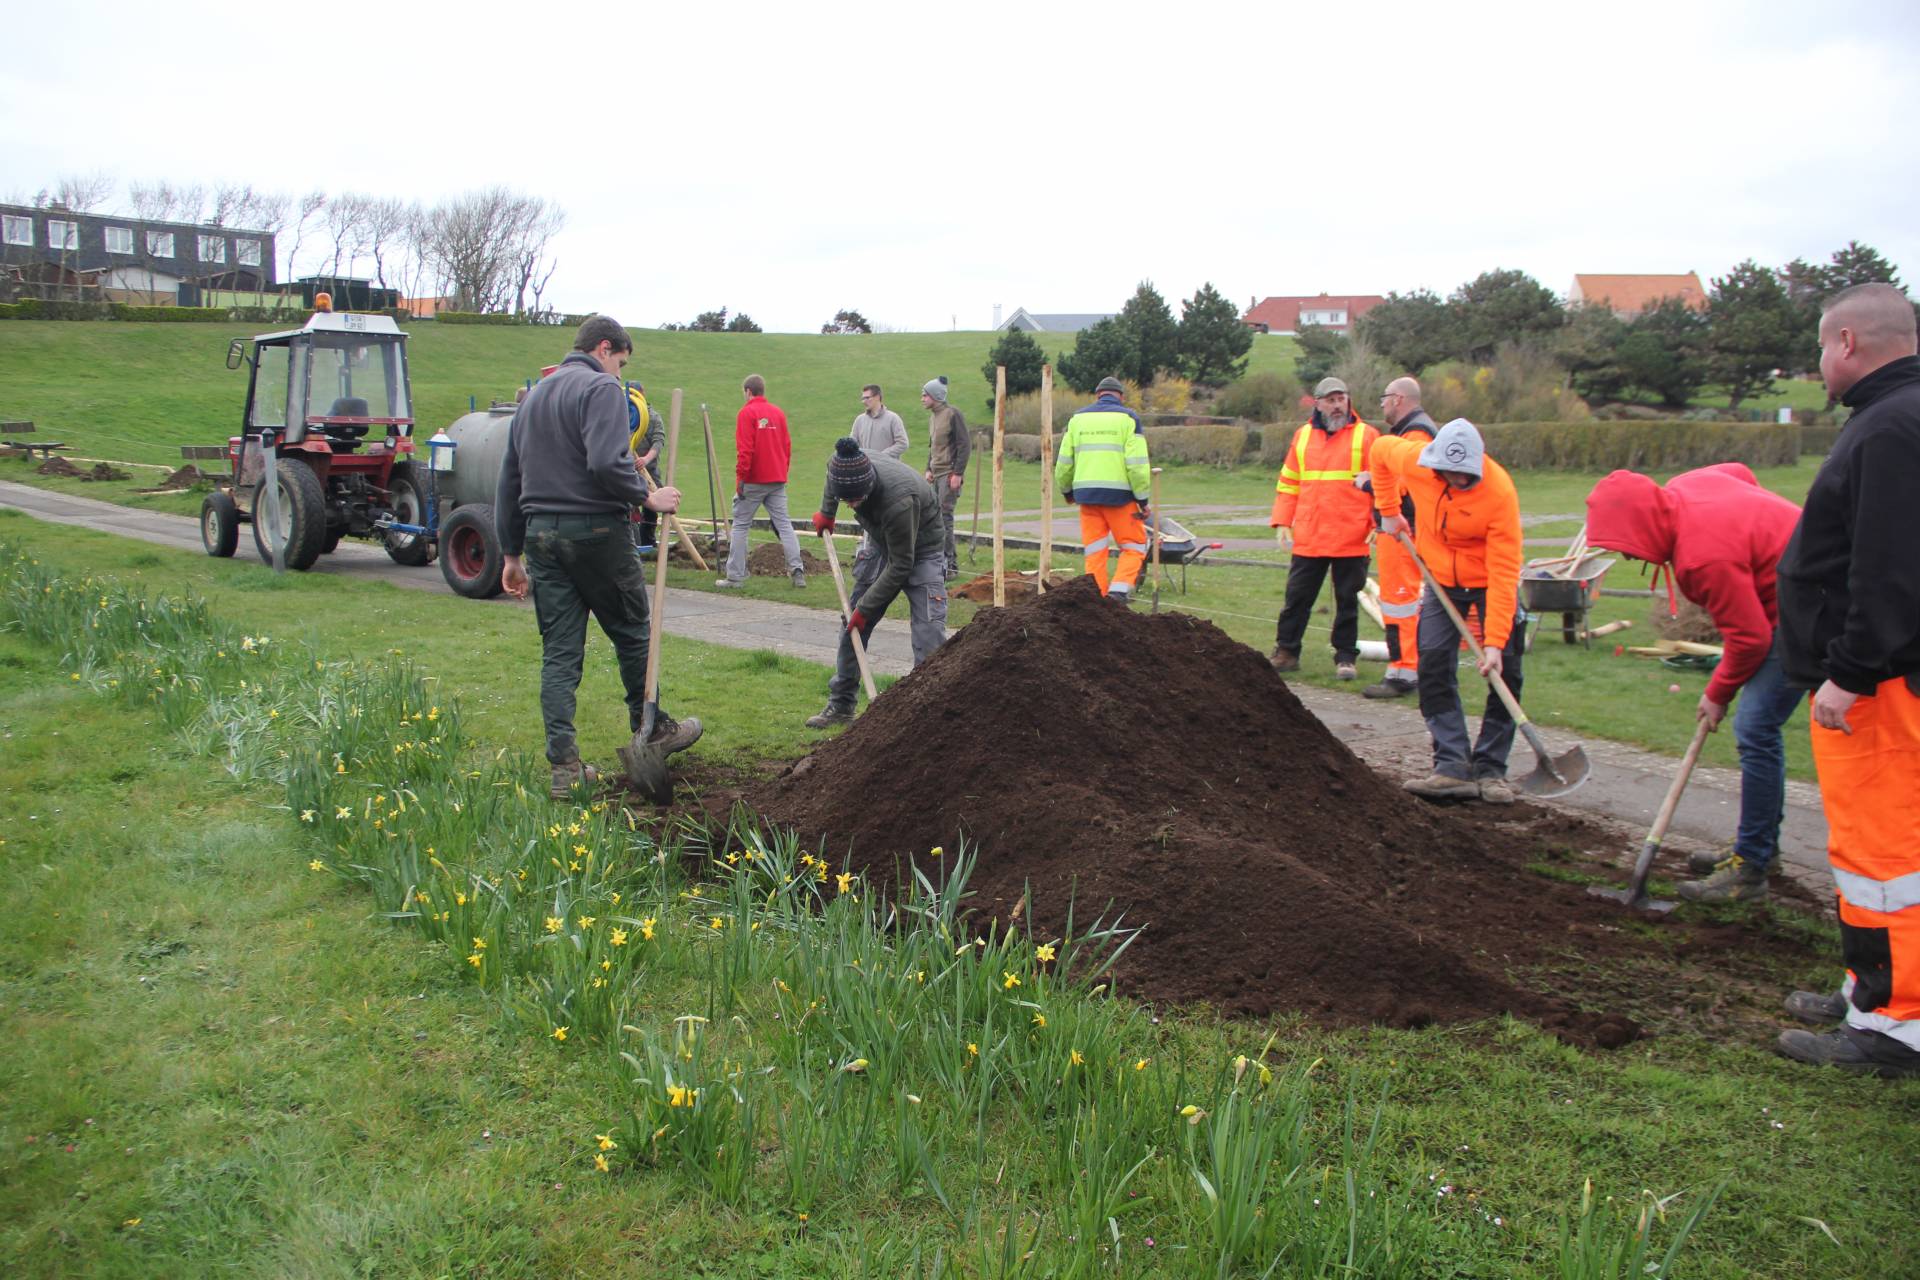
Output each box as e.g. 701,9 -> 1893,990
160,464 -> 205,488
36,456 -> 82,477
81,462 -> 130,482
1653,598 -> 1723,645
951,571 -> 1075,603
746,541 -> 828,576
747,576 -> 1659,1044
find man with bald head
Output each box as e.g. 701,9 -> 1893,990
1363,377 -> 1438,697
1774,281 -> 1920,1078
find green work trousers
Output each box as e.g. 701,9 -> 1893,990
524,512 -> 655,765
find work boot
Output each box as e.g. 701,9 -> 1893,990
1678,856 -> 1769,903
1402,772 -> 1480,800
791,569 -> 807,588
1269,648 -> 1300,673
549,760 -> 599,801
1776,1026 -> 1920,1078
805,704 -> 855,729
714,577 -> 744,590
1108,588 -> 1135,608
645,714 -> 703,755
1687,848 -> 1736,876
1476,777 -> 1517,805
1362,677 -> 1417,699
1784,989 -> 1848,1025
1334,662 -> 1358,681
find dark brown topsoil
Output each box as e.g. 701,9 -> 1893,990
745,541 -> 828,576
951,571 -> 1075,603
81,462 -> 130,482
717,576 -> 1806,1049
36,457 -> 83,477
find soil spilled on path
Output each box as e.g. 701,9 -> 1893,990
744,576 -> 1673,1045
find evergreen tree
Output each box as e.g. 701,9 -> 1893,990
1354,289 -> 1461,372
821,309 -> 872,334
1292,324 -> 1349,389
1449,268 -> 1564,361
1116,280 -> 1181,385
1619,297 -> 1708,408
689,308 -> 728,332
982,327 -> 1048,406
1057,317 -> 1140,394
725,313 -> 762,333
1555,305 -> 1631,404
1176,281 -> 1253,386
1706,261 -> 1798,409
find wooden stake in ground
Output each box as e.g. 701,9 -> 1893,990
992,365 -> 1006,607
817,532 -> 878,702
1038,364 -> 1054,592
968,425 -> 983,564
1148,466 -> 1163,614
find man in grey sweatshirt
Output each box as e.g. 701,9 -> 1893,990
850,384 -> 909,459
496,316 -> 701,799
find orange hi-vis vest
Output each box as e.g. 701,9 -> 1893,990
1269,416 -> 1379,558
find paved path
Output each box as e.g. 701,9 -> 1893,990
0,479 -> 1830,888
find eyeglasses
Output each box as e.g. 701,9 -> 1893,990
859,393 -> 876,400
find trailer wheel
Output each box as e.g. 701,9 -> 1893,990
384,462 -> 435,566
251,458 -> 326,570
439,504 -> 505,599
201,491 -> 239,558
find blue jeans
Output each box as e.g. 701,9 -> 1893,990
1731,643 -> 1808,870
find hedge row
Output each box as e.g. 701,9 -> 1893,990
0,300 -> 411,324
1799,424 -> 1843,455
998,420 -> 1802,472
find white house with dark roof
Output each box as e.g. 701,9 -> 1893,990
997,307 -> 1115,333
0,200 -> 276,304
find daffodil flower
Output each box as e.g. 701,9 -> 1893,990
552,1026 -> 568,1042
1035,943 -> 1056,964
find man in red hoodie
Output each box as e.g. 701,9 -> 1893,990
1585,463 -> 1805,901
719,373 -> 806,589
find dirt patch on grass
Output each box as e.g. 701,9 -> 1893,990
745,541 -> 827,577
730,576 -> 1821,1048
36,457 -> 82,477
81,462 -> 131,482
950,571 -> 1075,603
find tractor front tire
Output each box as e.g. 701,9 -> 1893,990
251,458 -> 326,571
438,503 -> 505,599
201,491 -> 239,558
384,463 -> 435,566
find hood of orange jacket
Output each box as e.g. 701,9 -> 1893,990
1370,434 -> 1523,648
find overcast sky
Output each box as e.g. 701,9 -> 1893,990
4,0 -> 1917,332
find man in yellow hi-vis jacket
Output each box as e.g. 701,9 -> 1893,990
1055,376 -> 1152,603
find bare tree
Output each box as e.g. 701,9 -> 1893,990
509,201 -> 565,315
281,190 -> 326,293
359,197 -> 409,293
417,187 -> 564,314
36,173 -> 115,299
321,193 -> 369,282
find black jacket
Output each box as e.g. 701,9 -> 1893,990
494,352 -> 650,556
1777,354 -> 1920,693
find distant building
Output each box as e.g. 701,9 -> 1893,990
1241,293 -> 1384,336
0,200 -> 275,304
1568,273 -> 1707,317
998,308 -> 1115,333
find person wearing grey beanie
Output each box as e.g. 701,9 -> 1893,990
919,376 -> 971,579
805,439 -> 949,728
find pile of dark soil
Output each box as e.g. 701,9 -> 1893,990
81,462 -> 130,482
36,457 -> 82,478
746,541 -> 827,576
1653,598 -> 1723,646
747,577 -> 1664,1044
160,464 -> 204,488
951,571 -> 1075,603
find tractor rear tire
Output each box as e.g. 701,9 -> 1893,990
251,458 -> 326,571
438,503 -> 505,599
384,463 -> 435,566
201,491 -> 239,558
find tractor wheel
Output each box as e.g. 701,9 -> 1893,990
384,463 -> 435,566
321,527 -> 344,554
200,491 -> 239,558
251,458 -> 326,570
438,504 -> 505,599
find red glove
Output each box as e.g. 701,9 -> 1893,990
847,609 -> 869,634
810,511 -> 835,535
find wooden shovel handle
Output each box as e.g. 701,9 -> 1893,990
1393,530 -> 1530,728
641,391 -> 682,705
819,531 -> 878,701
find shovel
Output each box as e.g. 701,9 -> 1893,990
616,390 -> 683,803
818,530 -> 878,702
1394,530 -> 1591,798
1588,719 -> 1710,912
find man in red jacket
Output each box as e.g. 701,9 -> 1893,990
1586,463 -> 1805,901
719,373 -> 806,589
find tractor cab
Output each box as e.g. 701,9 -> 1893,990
230,300 -> 414,452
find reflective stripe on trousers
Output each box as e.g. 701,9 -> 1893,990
1079,502 -> 1147,596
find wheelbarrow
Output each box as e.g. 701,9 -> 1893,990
1521,552 -> 1614,647
1142,512 -> 1221,595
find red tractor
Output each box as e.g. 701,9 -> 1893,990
199,296 -> 463,580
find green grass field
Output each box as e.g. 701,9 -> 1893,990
2,513 -> 1914,1278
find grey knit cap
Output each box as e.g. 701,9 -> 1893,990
827,437 -> 877,502
1095,376 -> 1125,395
1417,418 -> 1486,478
922,376 -> 949,404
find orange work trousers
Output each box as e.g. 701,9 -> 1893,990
1374,532 -> 1422,680
1811,674 -> 1920,1051
1080,503 -> 1148,597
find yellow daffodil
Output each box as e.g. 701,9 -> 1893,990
545,916 -> 563,934
593,1153 -> 609,1172
334,806 -> 351,819
726,852 -> 740,865
467,952 -> 483,968
1135,1058 -> 1151,1071
299,809 -> 315,823
596,1133 -> 617,1150
966,1042 -> 979,1057
308,859 -> 326,872
1069,1048 -> 1084,1066
576,915 -> 595,929
641,917 -> 656,941
836,872 -> 854,895
843,1058 -> 869,1074
454,892 -> 467,907
667,1085 -> 698,1108
567,823 -> 582,837
930,845 -> 944,857
552,1026 -> 568,1042
1035,943 -> 1056,964
573,843 -> 587,857
600,959 -> 612,971
1032,1012 -> 1047,1028
710,916 -> 724,930
610,928 -> 628,947
473,937 -> 486,950
609,892 -> 620,905
1002,971 -> 1021,990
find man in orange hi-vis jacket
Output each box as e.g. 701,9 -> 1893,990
1268,377 -> 1379,679
1361,376 -> 1438,698
1371,418 -> 1525,805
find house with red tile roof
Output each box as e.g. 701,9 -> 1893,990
1568,273 -> 1708,317
1241,293 -> 1384,335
